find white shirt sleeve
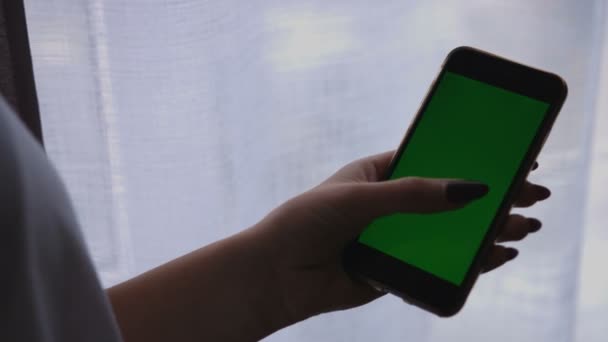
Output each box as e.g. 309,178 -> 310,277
0,98 -> 123,342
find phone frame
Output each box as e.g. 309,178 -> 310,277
343,46 -> 568,317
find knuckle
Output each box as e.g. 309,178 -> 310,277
401,177 -> 432,196
509,214 -> 527,225
518,198 -> 536,207
335,184 -> 366,204
504,215 -> 530,241
511,230 -> 529,241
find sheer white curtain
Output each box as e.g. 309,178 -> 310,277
24,1 -> 607,341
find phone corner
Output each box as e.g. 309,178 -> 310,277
546,72 -> 569,101
435,302 -> 465,318
399,292 -> 466,318
555,74 -> 569,99
428,292 -> 468,317
446,46 -> 475,59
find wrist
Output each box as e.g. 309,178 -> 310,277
229,223 -> 296,339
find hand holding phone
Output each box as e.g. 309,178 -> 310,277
251,149 -> 550,331
231,47 -> 564,335
344,47 -> 567,316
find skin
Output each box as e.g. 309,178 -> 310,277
108,151 -> 550,342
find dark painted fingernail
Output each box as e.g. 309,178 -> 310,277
536,186 -> 551,200
446,181 -> 489,204
532,162 -> 539,170
505,248 -> 519,261
528,218 -> 542,233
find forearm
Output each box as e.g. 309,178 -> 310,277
107,226 -> 290,342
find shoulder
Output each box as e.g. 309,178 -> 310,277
0,98 -> 122,342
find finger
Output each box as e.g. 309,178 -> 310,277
366,150 -> 397,178
482,245 -> 518,273
496,215 -> 542,243
513,181 -> 551,208
354,150 -> 396,182
355,178 -> 489,217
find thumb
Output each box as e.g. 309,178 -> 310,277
354,177 -> 489,218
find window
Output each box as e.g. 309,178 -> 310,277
24,1 -> 608,341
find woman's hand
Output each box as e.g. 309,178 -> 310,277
253,151 -> 550,327
109,151 -> 551,342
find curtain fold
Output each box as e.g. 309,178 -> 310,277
576,4 -> 608,340
24,1 -> 606,341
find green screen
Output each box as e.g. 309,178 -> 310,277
358,71 -> 549,285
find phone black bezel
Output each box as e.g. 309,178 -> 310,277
343,46 -> 568,317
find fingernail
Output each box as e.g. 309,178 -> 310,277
528,218 -> 542,233
446,181 -> 489,204
536,186 -> 551,200
532,162 -> 539,171
505,248 -> 519,261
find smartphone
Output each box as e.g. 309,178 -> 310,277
343,46 -> 567,317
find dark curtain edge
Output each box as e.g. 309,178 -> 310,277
3,0 -> 43,146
